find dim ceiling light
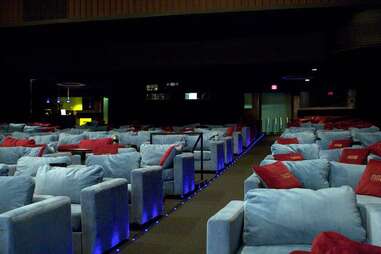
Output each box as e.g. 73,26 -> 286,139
312,68 -> 318,72
305,79 -> 311,82
271,84 -> 278,90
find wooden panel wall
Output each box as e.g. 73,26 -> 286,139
0,0 -> 23,25
0,0 -> 360,26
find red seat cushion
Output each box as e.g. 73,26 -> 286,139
58,144 -> 80,152
226,127 -> 234,137
289,252 -> 311,254
93,144 -> 119,155
328,139 -> 352,149
311,232 -> 381,254
355,159 -> 381,197
273,153 -> 304,161
369,142 -> 381,157
159,145 -> 176,166
277,137 -> 299,145
78,138 -> 113,150
1,137 -> 36,147
252,161 -> 302,189
339,148 -> 369,165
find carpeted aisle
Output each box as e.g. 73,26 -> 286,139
114,137 -> 273,254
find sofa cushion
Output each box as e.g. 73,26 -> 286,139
86,152 -> 141,182
319,149 -> 342,162
277,137 -> 299,145
328,139 -> 352,149
238,245 -> 311,254
0,176 -> 35,213
30,134 -> 59,144
85,131 -> 114,140
140,144 -> 176,168
78,138 -> 113,150
160,145 -> 177,169
0,164 -> 9,176
15,156 -> 72,177
151,134 -> 186,146
1,137 -> 36,147
317,131 -> 351,149
357,132 -> 381,146
71,204 -> 82,232
0,147 -> 42,164
281,132 -> 316,144
329,161 -> 365,189
355,159 -> 381,197
252,161 -> 302,189
309,231 -> 381,254
261,159 -> 330,190
117,131 -> 150,147
273,153 -> 304,161
271,144 -> 320,160
350,126 -> 380,142
9,123 -> 25,132
368,141 -> 381,157
243,186 -> 366,246
283,127 -> 316,133
58,133 -> 87,145
35,165 -> 104,204
339,148 -> 369,165
93,144 -> 119,155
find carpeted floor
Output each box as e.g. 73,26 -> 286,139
112,136 -> 272,254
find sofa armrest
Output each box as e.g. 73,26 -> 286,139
358,203 -> 381,246
244,173 -> 262,199
233,132 -> 243,155
0,196 -> 73,254
241,127 -> 251,148
368,153 -> 381,162
173,153 -> 195,196
207,201 -> 244,254
81,178 -> 130,254
130,166 -> 163,224
223,137 -> 233,164
210,141 -> 225,172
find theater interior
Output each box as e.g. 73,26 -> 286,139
1,1 -> 381,254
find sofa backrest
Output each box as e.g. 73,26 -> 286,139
329,161 -> 366,189
271,144 -> 320,160
86,152 -> 141,182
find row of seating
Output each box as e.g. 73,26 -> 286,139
207,120 -> 381,254
0,122 -> 255,254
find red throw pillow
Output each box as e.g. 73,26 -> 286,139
273,153 -> 304,161
277,137 -> 299,145
1,137 -> 18,146
58,144 -> 80,152
369,142 -> 381,157
226,127 -> 234,137
289,252 -> 311,254
328,139 -> 352,149
339,148 -> 369,165
355,159 -> 381,197
1,137 -> 35,147
311,232 -> 381,254
252,161 -> 302,189
159,145 -> 176,166
93,144 -> 119,155
79,138 -> 113,150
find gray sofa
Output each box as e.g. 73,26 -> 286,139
207,198 -> 381,254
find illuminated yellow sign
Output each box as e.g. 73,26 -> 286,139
79,118 -> 92,126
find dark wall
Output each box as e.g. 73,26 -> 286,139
1,7 -> 380,125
